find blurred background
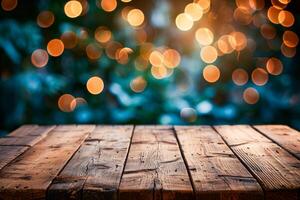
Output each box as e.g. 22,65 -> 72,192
0,0 -> 299,135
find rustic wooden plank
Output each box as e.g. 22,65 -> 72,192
254,125 -> 300,160
215,125 -> 300,200
48,125 -> 134,200
6,125 -> 38,136
0,125 -> 95,200
0,146 -> 28,170
174,126 -> 263,200
0,125 -> 55,146
119,126 -> 193,200
0,125 -> 56,171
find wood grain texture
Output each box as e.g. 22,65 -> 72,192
215,125 -> 300,200
0,125 -> 55,146
254,125 -> 300,160
0,125 -> 95,200
48,125 -> 134,200
0,125 -> 55,170
119,126 -> 193,200
0,146 -> 28,170
175,126 -> 263,200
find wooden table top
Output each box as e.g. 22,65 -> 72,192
0,125 -> 299,200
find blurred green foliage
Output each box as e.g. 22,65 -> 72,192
0,0 -> 300,135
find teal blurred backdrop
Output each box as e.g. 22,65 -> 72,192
0,0 -> 299,134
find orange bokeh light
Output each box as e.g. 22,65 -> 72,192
127,9 -> 145,27
86,76 -> 104,95
1,0 -> 17,11
278,10 -> 295,27
105,41 -> 122,59
271,0 -> 287,10
252,68 -> 268,86
130,76 -> 147,93
37,11 -> 55,28
47,39 -> 65,57
31,49 -> 49,68
231,32 -> 247,51
203,65 -> 220,83
196,0 -> 210,13
58,94 -> 76,112
195,28 -> 214,46
281,43 -> 296,58
101,0 -> 117,12
243,87 -> 259,104
283,31 -> 299,48
266,57 -> 283,75
200,46 -> 218,63
151,65 -> 171,79
260,24 -> 276,40
95,26 -> 112,43
61,31 -> 78,49
184,3 -> 203,21
163,49 -> 181,68
175,13 -> 193,31
86,44 -> 102,60
232,68 -> 248,86
149,51 -> 164,66
234,7 -> 252,25
218,35 -> 235,54
267,6 -> 280,24
64,0 -> 82,18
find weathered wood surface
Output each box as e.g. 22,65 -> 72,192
48,125 -> 134,200
175,126 -> 263,200
215,125 -> 300,200
0,125 -> 299,200
119,126 -> 193,200
0,125 -> 55,146
0,125 -> 95,200
0,125 -> 55,170
254,125 -> 300,160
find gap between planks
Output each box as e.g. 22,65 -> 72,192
119,125 -> 194,200
214,125 -> 300,200
0,125 -> 300,200
0,125 -> 95,200
48,125 -> 135,200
